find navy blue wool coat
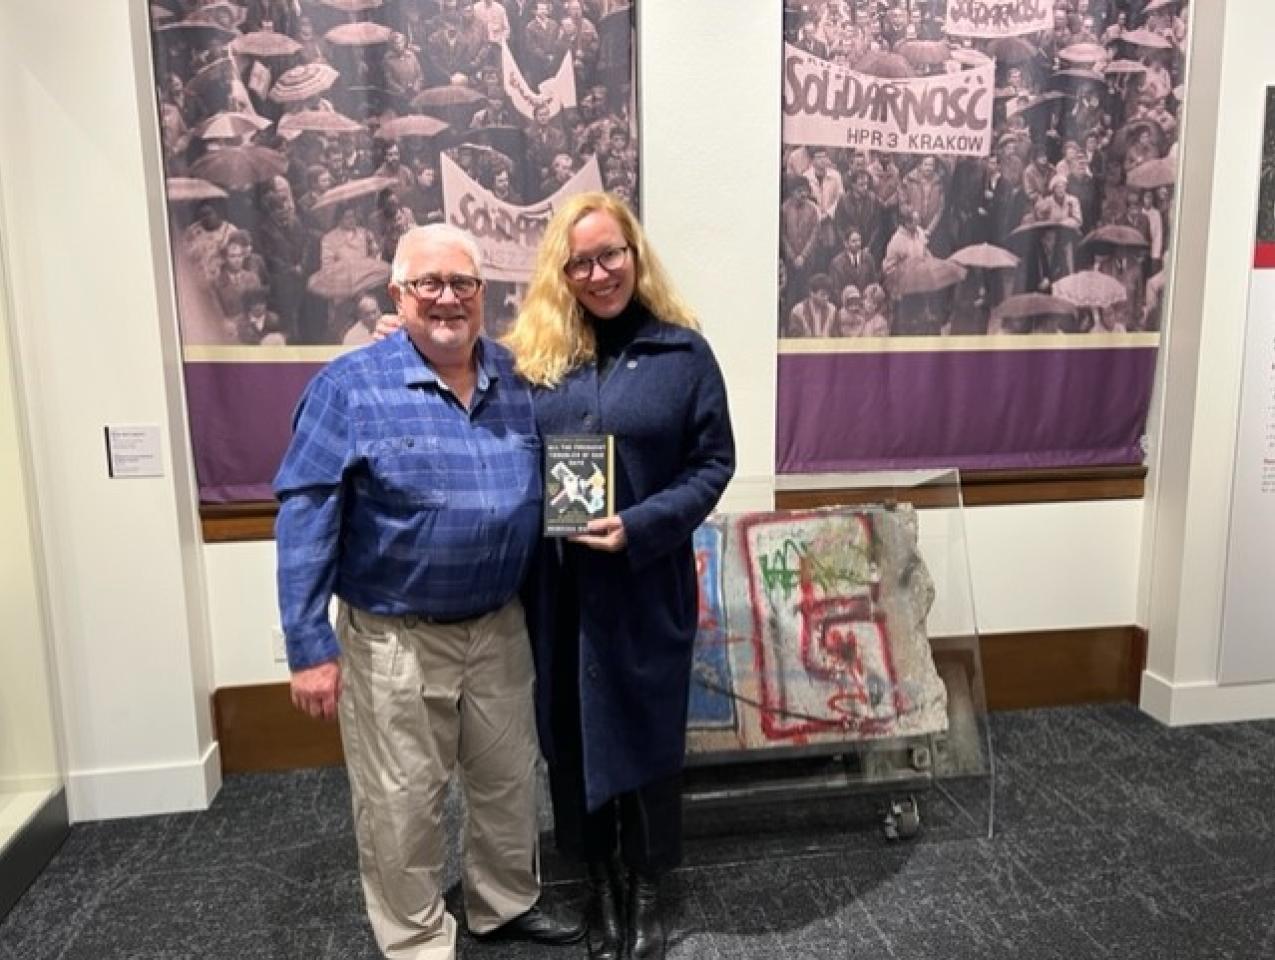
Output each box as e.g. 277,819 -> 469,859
526,308 -> 735,811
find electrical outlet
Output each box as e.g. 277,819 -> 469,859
271,626 -> 287,664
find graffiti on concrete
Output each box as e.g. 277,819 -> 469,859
687,506 -> 948,755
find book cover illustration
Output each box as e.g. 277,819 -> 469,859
544,434 -> 614,536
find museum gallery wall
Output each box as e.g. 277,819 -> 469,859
777,0 -> 1184,471
149,0 -> 637,501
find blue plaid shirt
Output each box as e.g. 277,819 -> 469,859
274,331 -> 542,670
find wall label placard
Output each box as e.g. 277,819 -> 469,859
104,424 -> 164,479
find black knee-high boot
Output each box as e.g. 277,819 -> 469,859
585,859 -> 623,960
627,871 -> 665,960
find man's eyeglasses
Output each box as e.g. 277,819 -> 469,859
401,273 -> 484,300
564,245 -> 629,281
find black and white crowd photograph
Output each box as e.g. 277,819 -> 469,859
780,0 -> 1186,339
150,0 -> 636,346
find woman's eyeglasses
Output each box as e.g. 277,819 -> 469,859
564,245 -> 629,281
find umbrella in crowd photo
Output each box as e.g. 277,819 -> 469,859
306,256 -> 390,300
231,30 -> 301,58
148,0 -> 639,347
278,109 -> 364,136
325,22 -> 395,46
190,144 -> 289,191
1053,269 -> 1129,309
949,243 -> 1019,270
992,292 -> 1078,333
166,176 -> 228,202
894,258 -> 966,297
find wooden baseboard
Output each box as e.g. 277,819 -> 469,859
213,683 -> 344,774
214,625 -> 1148,774
980,625 -> 1147,711
202,501 -> 278,543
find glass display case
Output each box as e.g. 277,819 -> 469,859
679,469 -> 994,855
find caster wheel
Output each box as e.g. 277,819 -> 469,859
882,796 -> 921,841
909,745 -> 932,771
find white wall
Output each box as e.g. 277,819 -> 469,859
639,0 -> 779,514
0,1 -> 220,820
0,0 -> 1165,822
1140,0 -> 1275,725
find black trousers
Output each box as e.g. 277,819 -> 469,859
547,555 -> 683,876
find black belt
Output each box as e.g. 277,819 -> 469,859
402,612 -> 480,627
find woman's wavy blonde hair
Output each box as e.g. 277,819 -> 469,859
503,191 -> 698,387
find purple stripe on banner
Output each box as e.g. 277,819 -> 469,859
184,362 -> 324,503
776,348 -> 1158,473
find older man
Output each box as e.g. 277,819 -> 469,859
275,225 -> 582,959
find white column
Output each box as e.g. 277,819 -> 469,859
0,1 -> 219,819
638,0 -> 781,512
1139,0 -> 1275,724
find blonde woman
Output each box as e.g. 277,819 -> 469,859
509,192 -> 734,960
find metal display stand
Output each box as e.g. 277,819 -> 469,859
681,469 -> 995,844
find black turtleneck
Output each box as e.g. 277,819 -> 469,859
590,299 -> 644,382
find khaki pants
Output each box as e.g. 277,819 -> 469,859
337,598 -> 541,960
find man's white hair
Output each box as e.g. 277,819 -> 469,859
390,224 -> 484,283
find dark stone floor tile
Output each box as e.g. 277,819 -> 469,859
675,858 -> 856,935
1003,825 -> 1190,916
668,919 -> 886,960
6,704 -> 1275,960
1027,762 -> 1229,867
0,866 -> 106,960
58,921 -> 382,960
1190,717 -> 1275,769
1188,831 -> 1275,886
989,706 -> 1149,770
52,861 -> 352,958
844,839 -> 1047,920
872,902 -> 1106,960
1073,892 -> 1256,960
984,756 -> 1098,839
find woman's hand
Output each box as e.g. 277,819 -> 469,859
374,313 -> 405,341
570,515 -> 627,552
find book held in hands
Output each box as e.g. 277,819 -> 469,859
544,434 -> 614,536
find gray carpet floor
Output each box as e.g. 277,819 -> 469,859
3,703 -> 1275,959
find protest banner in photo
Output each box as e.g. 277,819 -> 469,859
502,41 -> 577,120
442,154 -> 603,283
783,44 -> 995,158
945,0 -> 1056,38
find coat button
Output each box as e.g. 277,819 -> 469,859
582,414 -> 596,429
587,664 -> 600,681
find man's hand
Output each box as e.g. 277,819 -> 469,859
290,660 -> 343,721
373,313 -> 405,341
570,515 -> 627,552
